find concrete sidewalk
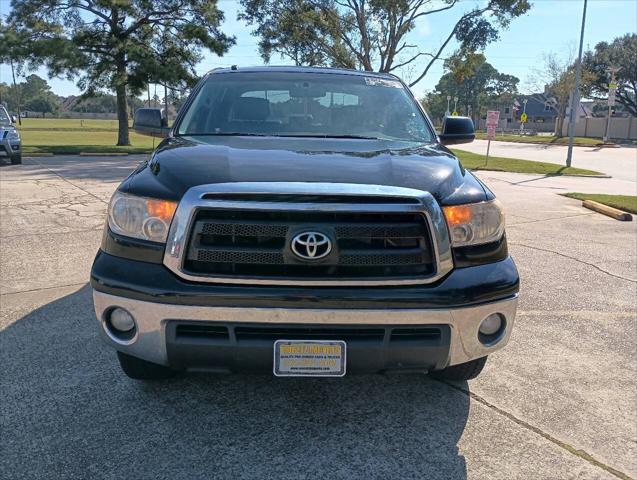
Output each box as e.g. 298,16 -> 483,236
458,139 -> 637,183
473,169 -> 637,197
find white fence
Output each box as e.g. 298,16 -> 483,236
561,116 -> 637,140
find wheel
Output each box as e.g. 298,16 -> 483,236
116,351 -> 176,380
10,153 -> 22,165
430,356 -> 488,381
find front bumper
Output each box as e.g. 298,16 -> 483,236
0,131 -> 20,157
93,289 -> 518,373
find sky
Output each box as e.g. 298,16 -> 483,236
1,0 -> 636,99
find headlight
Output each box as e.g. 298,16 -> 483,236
7,129 -> 20,140
443,200 -> 504,247
108,192 -> 177,243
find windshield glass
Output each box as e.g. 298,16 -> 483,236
0,107 -> 10,125
177,72 -> 433,143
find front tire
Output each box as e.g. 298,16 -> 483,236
10,153 -> 22,165
430,356 -> 488,381
117,351 -> 176,380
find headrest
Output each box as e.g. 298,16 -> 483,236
233,97 -> 270,121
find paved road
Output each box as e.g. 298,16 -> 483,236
457,139 -> 637,186
1,155 -> 635,480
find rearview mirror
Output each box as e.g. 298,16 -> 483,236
439,116 -> 475,145
11,115 -> 17,124
133,108 -> 170,137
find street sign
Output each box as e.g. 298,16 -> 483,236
486,110 -> 500,127
451,111 -> 458,116
520,112 -> 528,123
485,110 -> 500,162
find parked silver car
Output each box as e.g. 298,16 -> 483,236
0,105 -> 22,165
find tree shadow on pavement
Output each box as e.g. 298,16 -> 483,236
1,285 -> 469,480
5,155 -> 145,182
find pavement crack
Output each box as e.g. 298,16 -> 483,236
0,282 -> 87,297
508,212 -> 595,226
439,380 -> 634,480
28,158 -> 109,205
511,242 -> 636,283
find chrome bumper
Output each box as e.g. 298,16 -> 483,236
93,290 -> 518,369
0,132 -> 18,156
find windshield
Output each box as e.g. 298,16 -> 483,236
0,107 -> 10,125
177,72 -> 434,143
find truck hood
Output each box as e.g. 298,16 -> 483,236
124,135 -> 490,205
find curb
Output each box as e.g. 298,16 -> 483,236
582,200 -> 633,221
25,152 -> 54,157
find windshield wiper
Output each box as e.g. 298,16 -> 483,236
181,132 -> 383,140
275,134 -> 382,140
183,132 -> 271,137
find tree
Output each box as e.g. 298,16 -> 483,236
24,95 -> 59,118
239,0 -> 531,86
422,51 -> 519,123
531,53 -> 594,137
583,34 -> 637,116
8,0 -> 234,145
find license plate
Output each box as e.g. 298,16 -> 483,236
273,340 -> 346,377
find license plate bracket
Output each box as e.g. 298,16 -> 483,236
273,340 -> 346,377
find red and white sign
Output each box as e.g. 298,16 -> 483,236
486,110 -> 500,139
486,110 -> 500,127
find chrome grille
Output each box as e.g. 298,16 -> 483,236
183,210 -> 434,279
162,183 -> 454,286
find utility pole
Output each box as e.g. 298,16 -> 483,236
9,58 -> 22,126
566,0 -> 588,168
453,96 -> 458,115
164,84 -> 169,124
603,67 -> 619,143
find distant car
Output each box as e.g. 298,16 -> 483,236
0,105 -> 21,165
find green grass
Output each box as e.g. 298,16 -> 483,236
451,149 -> 603,176
14,119 -> 606,175
18,118 -> 156,154
474,132 -> 602,146
561,193 -> 637,214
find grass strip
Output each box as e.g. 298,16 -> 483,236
561,193 -> 637,214
452,149 -> 603,176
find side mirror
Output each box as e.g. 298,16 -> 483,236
133,108 -> 170,137
439,116 -> 475,145
11,115 -> 17,124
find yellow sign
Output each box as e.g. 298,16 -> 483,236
452,111 -> 458,116
609,83 -> 617,90
520,112 -> 528,123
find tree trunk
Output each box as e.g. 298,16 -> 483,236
114,57 -> 130,146
9,58 -> 22,126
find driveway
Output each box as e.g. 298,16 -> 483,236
1,155 -> 635,480
457,139 -> 637,186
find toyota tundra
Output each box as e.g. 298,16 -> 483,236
91,66 -> 519,381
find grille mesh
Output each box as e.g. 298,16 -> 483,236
185,210 -> 434,279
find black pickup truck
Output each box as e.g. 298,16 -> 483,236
91,66 -> 519,381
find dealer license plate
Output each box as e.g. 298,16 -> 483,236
273,340 -> 346,377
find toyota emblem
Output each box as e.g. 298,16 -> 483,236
291,232 -> 332,260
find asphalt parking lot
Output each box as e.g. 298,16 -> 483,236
1,154 -> 635,480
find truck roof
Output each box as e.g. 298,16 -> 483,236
207,65 -> 399,80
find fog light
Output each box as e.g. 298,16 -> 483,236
109,308 -> 135,332
479,313 -> 503,336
